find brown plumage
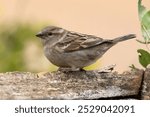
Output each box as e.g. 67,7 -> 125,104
36,26 -> 136,71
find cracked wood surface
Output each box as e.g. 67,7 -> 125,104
141,67 -> 150,100
0,69 -> 143,99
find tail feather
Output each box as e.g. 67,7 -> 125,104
112,34 -> 136,43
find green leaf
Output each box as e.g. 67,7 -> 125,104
138,0 -> 147,20
138,0 -> 150,41
142,11 -> 150,28
137,49 -> 150,68
141,11 -> 150,40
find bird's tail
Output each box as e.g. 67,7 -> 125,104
112,34 -> 136,43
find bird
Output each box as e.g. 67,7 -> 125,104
36,26 -> 136,71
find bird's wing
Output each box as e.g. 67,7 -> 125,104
56,32 -> 112,52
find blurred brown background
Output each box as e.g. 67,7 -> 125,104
0,0 -> 149,73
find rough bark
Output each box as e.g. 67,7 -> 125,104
141,67 -> 150,99
0,69 -> 143,99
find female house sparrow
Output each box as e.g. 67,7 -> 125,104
36,26 -> 136,71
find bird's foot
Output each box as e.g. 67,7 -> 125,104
97,64 -> 116,73
58,67 -> 84,72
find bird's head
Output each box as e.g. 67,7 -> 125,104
36,26 -> 66,45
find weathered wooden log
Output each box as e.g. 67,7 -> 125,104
141,66 -> 150,100
0,69 -> 143,99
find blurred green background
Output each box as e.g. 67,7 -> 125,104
0,23 -> 40,72
0,0 -> 148,73
0,22 -> 59,72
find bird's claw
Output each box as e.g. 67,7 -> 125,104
58,67 -> 82,72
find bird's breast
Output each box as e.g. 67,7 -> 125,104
43,46 -> 68,67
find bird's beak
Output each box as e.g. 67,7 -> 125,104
36,31 -> 43,37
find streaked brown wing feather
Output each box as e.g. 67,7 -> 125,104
57,32 -> 111,52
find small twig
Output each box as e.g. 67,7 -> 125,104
136,39 -> 150,44
97,64 -> 116,73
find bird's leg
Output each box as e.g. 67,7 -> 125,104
58,65 -> 115,73
58,67 -> 81,72
97,64 -> 116,73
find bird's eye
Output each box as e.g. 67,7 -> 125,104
48,32 -> 53,36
